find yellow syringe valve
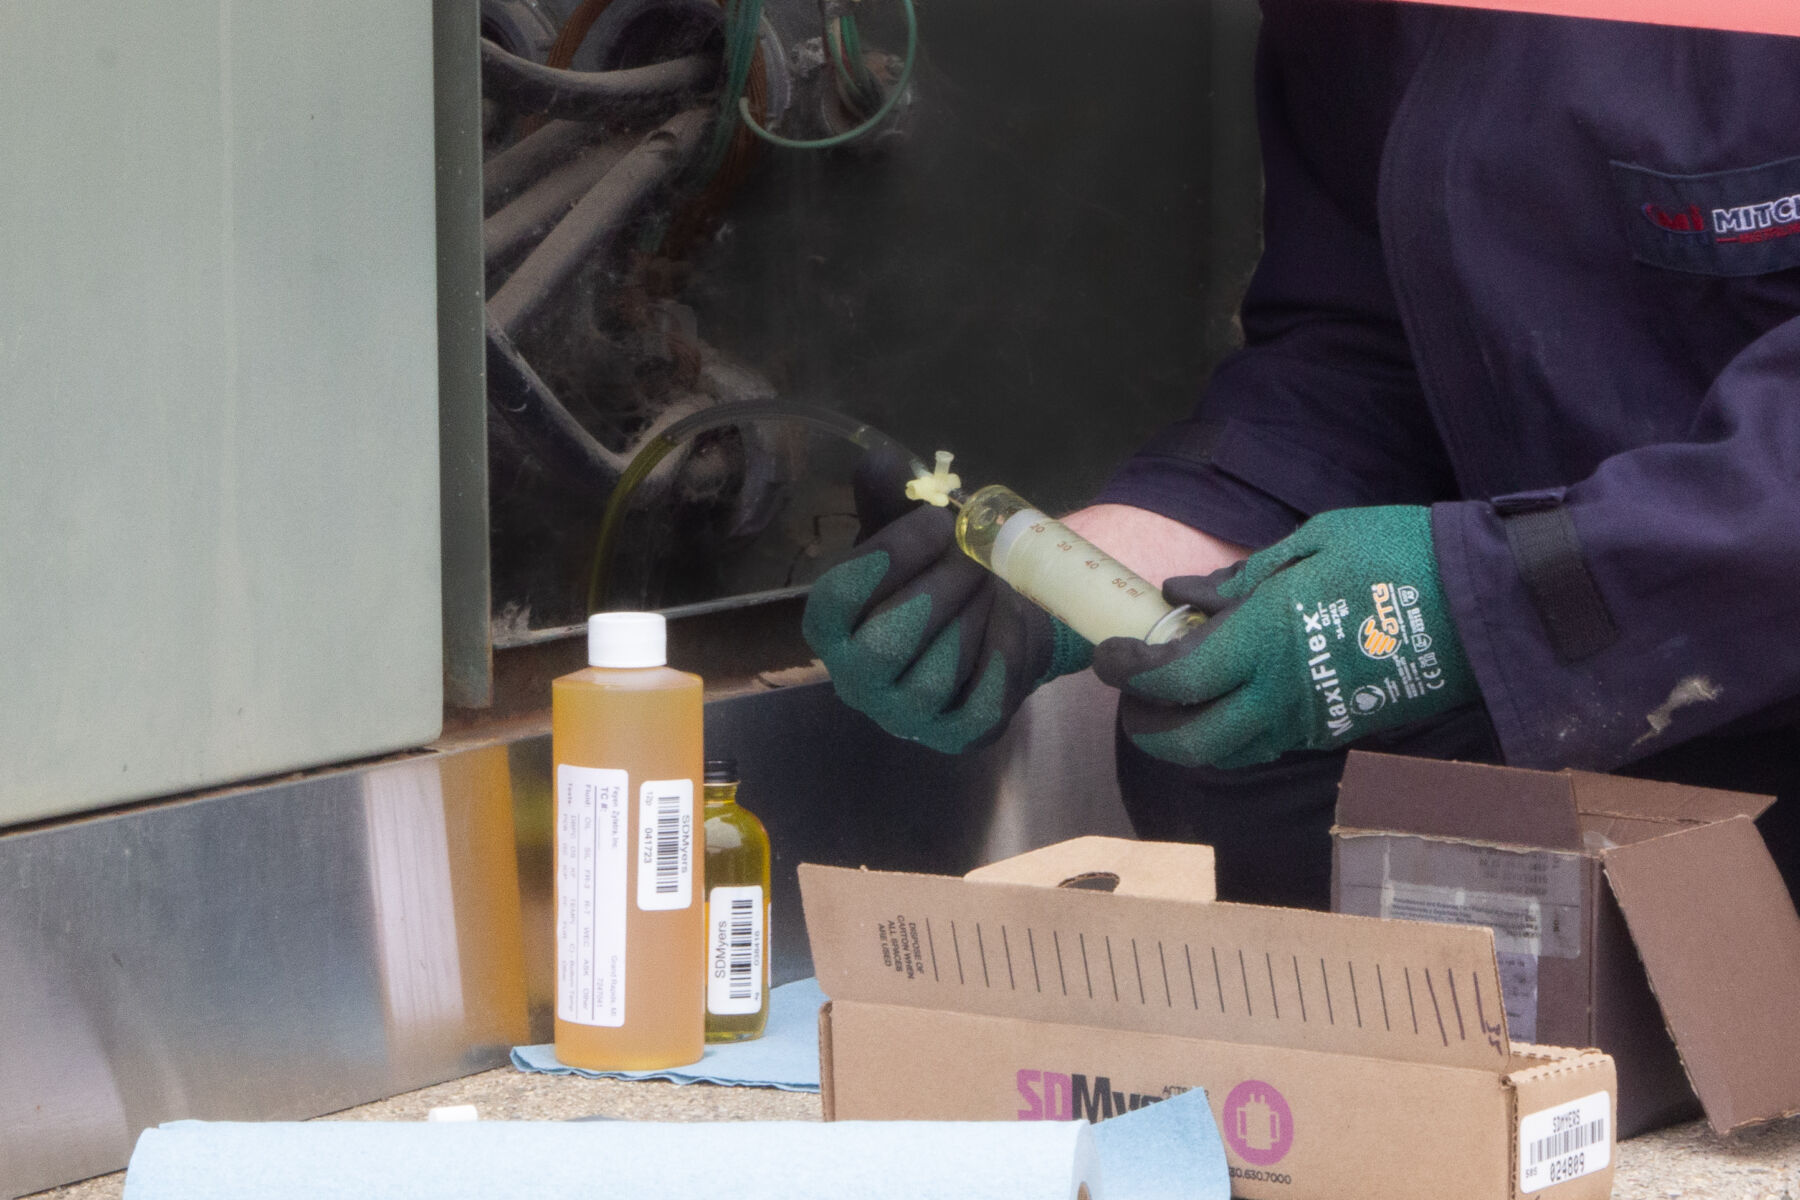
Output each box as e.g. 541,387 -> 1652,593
905,450 -> 962,508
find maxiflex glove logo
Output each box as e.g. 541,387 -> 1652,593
1356,582 -> 1406,661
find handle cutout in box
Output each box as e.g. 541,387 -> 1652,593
965,836 -> 1216,904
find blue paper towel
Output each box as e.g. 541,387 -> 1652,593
511,976 -> 824,1091
120,1088 -> 1228,1200
123,1118 -> 1096,1199
1092,1087 -> 1229,1199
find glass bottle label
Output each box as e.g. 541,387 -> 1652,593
707,885 -> 765,1014
556,765 -> 628,1027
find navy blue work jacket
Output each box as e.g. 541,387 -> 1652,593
1099,0 -> 1800,770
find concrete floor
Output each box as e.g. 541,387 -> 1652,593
28,1067 -> 1800,1200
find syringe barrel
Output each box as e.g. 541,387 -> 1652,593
954,484 -> 1197,645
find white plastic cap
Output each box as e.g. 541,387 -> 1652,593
426,1105 -> 480,1123
588,612 -> 667,668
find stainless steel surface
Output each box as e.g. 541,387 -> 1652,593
0,0 -> 445,825
0,745 -> 528,1199
439,0 -> 498,710
1,677 -> 1126,1196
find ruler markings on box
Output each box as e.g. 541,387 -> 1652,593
847,908 -> 1501,1063
1423,968 -> 1449,1046
1472,972 -> 1503,1052
805,865 -> 1515,1071
1447,969 -> 1466,1041
969,933 -> 1493,1057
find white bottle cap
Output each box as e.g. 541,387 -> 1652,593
588,612 -> 667,668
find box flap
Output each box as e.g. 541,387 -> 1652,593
800,860 -> 1511,1072
1336,752 -> 1583,851
1601,816 -> 1800,1133
1566,771 -> 1773,825
964,835 -> 1216,903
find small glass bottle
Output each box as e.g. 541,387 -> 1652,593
702,758 -> 771,1042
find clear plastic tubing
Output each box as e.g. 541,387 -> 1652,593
955,485 -> 1200,646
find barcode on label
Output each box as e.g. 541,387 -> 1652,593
708,885 -> 764,1015
1529,1118 -> 1606,1166
728,896 -> 757,999
653,792 -> 682,894
636,779 -> 693,911
1517,1091 -> 1611,1193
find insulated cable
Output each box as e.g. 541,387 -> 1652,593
735,0 -> 917,150
479,36 -> 716,122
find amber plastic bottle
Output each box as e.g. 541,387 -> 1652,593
703,758 -> 771,1042
552,612 -> 704,1069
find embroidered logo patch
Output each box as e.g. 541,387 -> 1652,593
1612,154 -> 1800,277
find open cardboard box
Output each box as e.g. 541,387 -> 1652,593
1332,750 -> 1800,1137
803,836 -> 1617,1200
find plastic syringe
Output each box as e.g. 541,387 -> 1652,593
906,453 -> 1201,646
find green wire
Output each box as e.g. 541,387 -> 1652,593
826,20 -> 856,94
838,15 -> 881,106
701,0 -> 766,175
739,0 -> 917,150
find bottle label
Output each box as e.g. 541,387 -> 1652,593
707,885 -> 765,1015
637,779 -> 695,911
556,765 -> 629,1027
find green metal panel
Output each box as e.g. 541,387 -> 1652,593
0,0 -> 444,825
435,0 -> 494,710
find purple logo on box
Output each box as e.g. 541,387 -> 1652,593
1223,1079 -> 1294,1166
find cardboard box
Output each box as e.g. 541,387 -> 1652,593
1332,750 -> 1800,1137
802,836 -> 1617,1200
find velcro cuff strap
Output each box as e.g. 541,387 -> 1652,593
1493,494 -> 1619,664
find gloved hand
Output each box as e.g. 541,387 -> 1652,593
1093,506 -> 1477,769
803,450 -> 1093,753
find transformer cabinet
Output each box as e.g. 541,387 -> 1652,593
0,0 -> 1261,1192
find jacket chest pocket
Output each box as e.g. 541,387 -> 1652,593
1611,155 -> 1800,278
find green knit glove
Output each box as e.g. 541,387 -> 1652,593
1093,507 -> 1476,768
803,451 -> 1093,754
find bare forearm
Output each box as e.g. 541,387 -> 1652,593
1062,504 -> 1251,589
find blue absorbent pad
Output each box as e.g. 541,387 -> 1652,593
510,976 -> 824,1091
1091,1086 -> 1229,1200
120,1085 -> 1227,1200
